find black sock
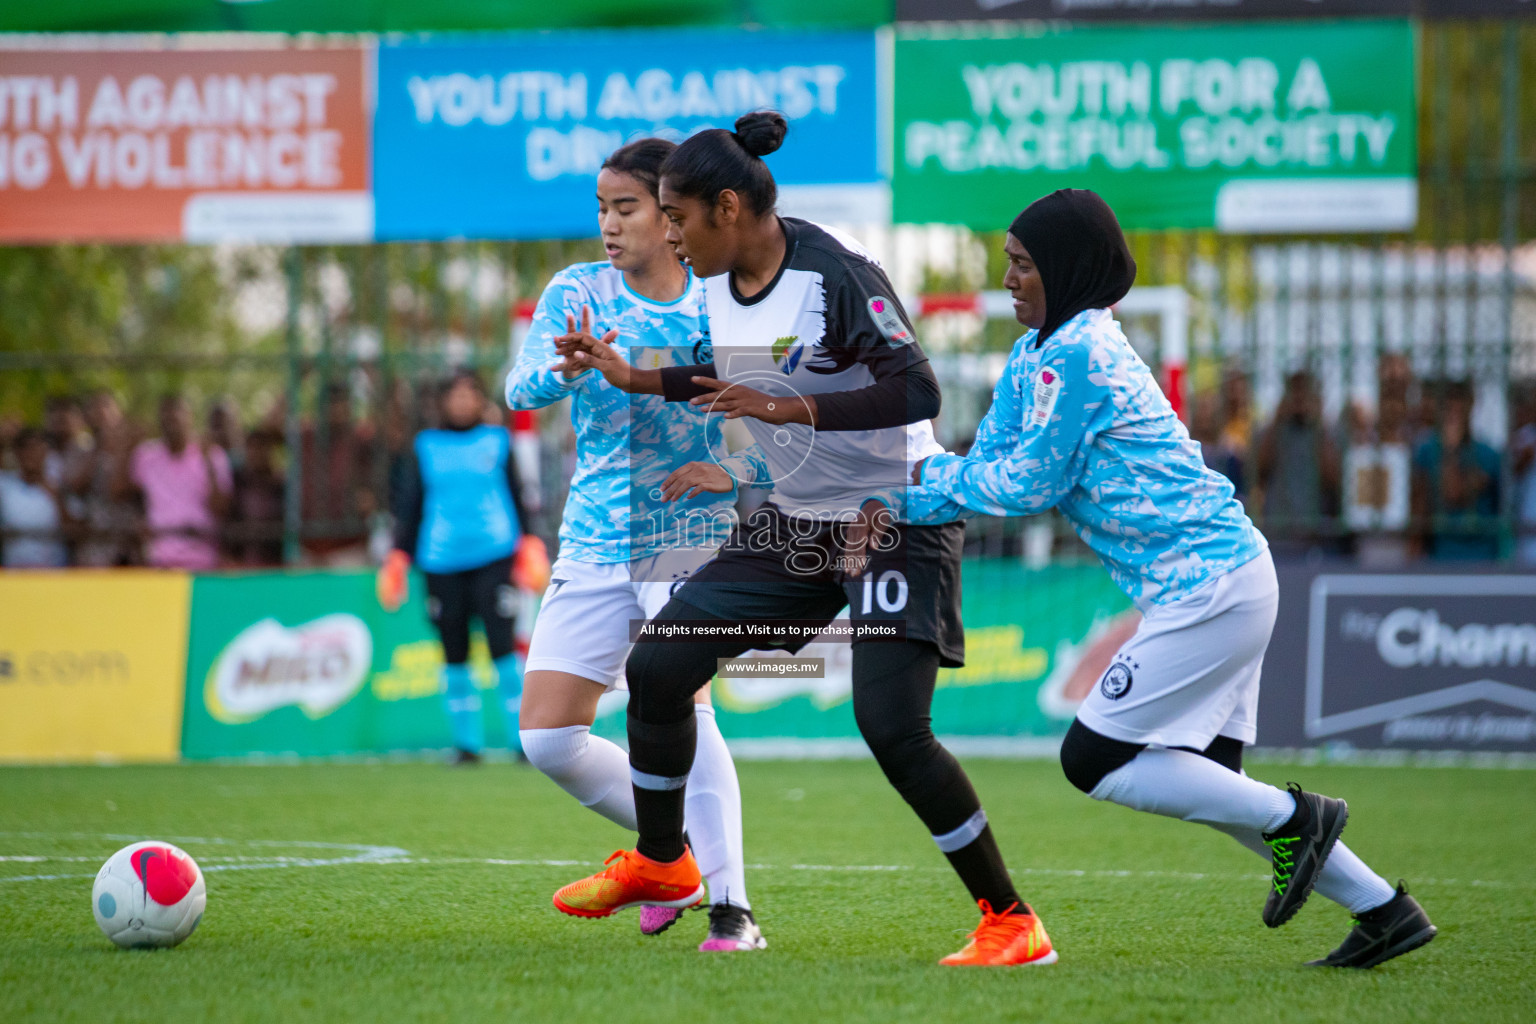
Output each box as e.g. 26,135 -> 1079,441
633,790 -> 687,863
623,599 -> 752,865
944,824 -> 1027,914
850,641 -> 1029,916
628,711 -> 694,863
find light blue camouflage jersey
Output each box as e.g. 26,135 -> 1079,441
896,307 -> 1266,609
505,261 -> 769,564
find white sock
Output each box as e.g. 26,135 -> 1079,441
685,705 -> 749,910
520,725 -> 637,831
1090,747 -> 1297,832
1208,824 -> 1399,914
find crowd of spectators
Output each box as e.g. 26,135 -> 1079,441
0,386 -> 383,571
1187,357 -> 1536,566
3,364 -> 1536,570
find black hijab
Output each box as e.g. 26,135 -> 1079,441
1008,189 -> 1136,346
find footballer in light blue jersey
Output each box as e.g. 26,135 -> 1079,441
511,138 -> 763,951
900,307 -> 1266,610
890,190 -> 1432,968
505,260 -> 768,564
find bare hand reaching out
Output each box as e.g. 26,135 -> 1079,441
552,307 -> 623,383
660,461 -> 736,502
550,306 -> 664,395
839,499 -> 898,579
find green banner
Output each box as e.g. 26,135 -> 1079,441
182,572 -> 512,759
894,20 -> 1417,233
181,562 -> 1132,758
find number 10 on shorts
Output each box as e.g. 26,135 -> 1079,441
860,571 -> 909,614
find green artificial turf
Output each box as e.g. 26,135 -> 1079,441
2,759 -> 1531,1023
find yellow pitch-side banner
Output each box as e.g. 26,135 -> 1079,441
0,571 -> 190,763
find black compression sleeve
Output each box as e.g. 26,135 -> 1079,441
813,356 -> 941,431
808,259 -> 940,431
391,447 -> 424,555
659,362 -> 717,402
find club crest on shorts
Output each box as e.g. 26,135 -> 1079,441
867,297 -> 912,345
1100,661 -> 1133,700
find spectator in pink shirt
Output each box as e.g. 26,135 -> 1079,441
116,394 -> 232,570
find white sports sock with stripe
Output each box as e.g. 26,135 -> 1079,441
686,704 -> 750,910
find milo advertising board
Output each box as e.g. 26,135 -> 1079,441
181,572 -> 513,759
182,562 -> 1132,759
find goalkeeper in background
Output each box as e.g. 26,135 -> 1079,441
378,369 -> 548,764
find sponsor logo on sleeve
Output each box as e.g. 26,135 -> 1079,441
1031,367 -> 1062,428
867,297 -> 912,345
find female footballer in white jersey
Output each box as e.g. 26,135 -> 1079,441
552,112 -> 1054,968
891,188 -> 1435,969
505,139 -> 770,952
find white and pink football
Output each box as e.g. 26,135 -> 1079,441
92,841 -> 206,949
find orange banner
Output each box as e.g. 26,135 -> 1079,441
0,46 -> 371,242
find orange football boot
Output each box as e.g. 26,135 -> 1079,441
553,848 -> 705,918
939,900 -> 1058,966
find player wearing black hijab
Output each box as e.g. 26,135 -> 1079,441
1004,188 -> 1137,348
893,188 -> 1436,970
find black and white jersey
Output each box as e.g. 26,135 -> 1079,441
662,218 -> 944,520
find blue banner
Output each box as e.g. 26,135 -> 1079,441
374,30 -> 882,240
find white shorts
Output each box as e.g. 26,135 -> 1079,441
1076,547 -> 1278,750
525,548 -> 716,691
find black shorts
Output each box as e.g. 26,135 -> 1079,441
669,504 -> 966,668
424,556 -> 517,663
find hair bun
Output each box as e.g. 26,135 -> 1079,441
732,111 -> 787,159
